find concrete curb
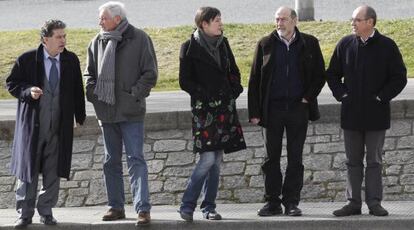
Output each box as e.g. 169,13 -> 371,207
1,202 -> 413,230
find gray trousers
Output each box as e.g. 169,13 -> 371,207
344,129 -> 385,208
15,133 -> 60,218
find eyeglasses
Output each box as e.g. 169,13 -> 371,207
276,17 -> 291,23
350,18 -> 368,23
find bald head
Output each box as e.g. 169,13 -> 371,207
353,5 -> 377,26
274,6 -> 297,39
351,5 -> 376,39
275,6 -> 297,20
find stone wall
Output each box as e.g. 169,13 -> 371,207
0,101 -> 414,208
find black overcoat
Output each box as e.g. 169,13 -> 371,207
248,28 -> 326,127
6,44 -> 86,182
179,34 -> 246,154
326,30 -> 407,130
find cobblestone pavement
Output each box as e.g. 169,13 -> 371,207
0,0 -> 413,31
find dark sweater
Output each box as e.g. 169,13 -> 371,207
270,35 -> 303,110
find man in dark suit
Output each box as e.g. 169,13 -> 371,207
327,5 -> 407,217
6,19 -> 86,228
248,6 -> 325,217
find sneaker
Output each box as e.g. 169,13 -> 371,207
203,211 -> 222,220
102,208 -> 126,221
257,202 -> 283,216
136,211 -> 151,225
177,210 -> 193,222
369,204 -> 389,216
333,204 -> 362,217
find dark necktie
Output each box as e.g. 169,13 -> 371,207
48,57 -> 58,91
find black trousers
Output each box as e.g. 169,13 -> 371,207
262,103 -> 309,206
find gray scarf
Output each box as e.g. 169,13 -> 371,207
194,28 -> 224,68
94,19 -> 129,105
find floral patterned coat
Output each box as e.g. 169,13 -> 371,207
179,34 -> 246,154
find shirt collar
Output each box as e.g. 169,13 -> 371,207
360,29 -> 376,43
277,31 -> 296,46
43,46 -> 60,62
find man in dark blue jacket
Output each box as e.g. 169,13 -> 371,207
327,5 -> 407,217
248,6 -> 325,217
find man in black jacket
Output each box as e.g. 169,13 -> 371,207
6,20 -> 86,228
248,6 -> 325,217
327,5 -> 407,217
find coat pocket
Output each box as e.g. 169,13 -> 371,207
119,91 -> 144,116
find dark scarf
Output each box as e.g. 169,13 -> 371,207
194,28 -> 224,68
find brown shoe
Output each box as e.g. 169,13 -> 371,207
102,208 -> 126,221
136,211 -> 151,225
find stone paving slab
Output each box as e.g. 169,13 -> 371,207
0,202 -> 413,229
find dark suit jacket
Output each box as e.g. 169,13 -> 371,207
6,44 -> 86,182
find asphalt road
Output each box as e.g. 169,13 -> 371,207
0,0 -> 413,30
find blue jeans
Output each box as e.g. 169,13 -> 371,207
180,151 -> 223,214
101,121 -> 150,213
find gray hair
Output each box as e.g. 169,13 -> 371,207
290,8 -> 297,19
364,5 -> 377,26
99,1 -> 127,20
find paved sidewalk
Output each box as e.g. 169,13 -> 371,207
0,202 -> 413,229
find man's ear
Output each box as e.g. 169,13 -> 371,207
114,15 -> 122,25
292,17 -> 298,25
367,18 -> 375,27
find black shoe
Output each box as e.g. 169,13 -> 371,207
177,210 -> 193,222
333,204 -> 362,217
14,218 -> 32,229
369,204 -> 389,216
257,202 -> 283,216
40,215 -> 57,225
285,204 -> 302,216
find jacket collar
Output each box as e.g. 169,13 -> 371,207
354,28 -> 381,45
36,44 -> 70,63
186,34 -> 227,72
97,24 -> 134,51
270,27 -> 304,48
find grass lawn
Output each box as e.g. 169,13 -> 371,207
0,19 -> 413,99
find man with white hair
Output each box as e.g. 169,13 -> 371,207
84,1 -> 158,225
248,6 -> 325,217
